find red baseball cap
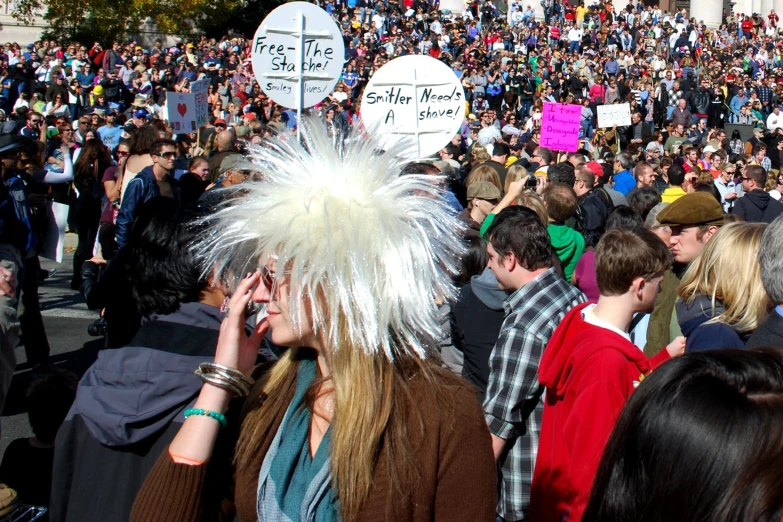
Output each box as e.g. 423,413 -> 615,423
243,113 -> 257,121
214,119 -> 226,126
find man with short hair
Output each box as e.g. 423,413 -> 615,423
530,227 -> 684,522
19,112 -> 44,142
750,142 -> 772,172
484,207 -> 587,522
624,111 -> 652,147
612,152 -> 635,196
645,192 -> 724,354
670,98 -> 692,127
479,142 -> 510,184
732,164 -> 783,223
115,140 -> 180,249
747,215 -> 783,349
660,164 -> 687,203
573,166 -> 612,247
207,130 -> 239,183
634,162 -> 656,189
663,124 -> 686,154
766,105 -> 783,131
96,109 -> 122,151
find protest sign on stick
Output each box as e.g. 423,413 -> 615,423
597,103 -> 632,128
251,2 -> 344,138
360,55 -> 466,158
540,102 -> 581,152
167,79 -> 210,135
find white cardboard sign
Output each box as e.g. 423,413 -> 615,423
167,79 -> 209,134
360,55 -> 466,158
597,103 -> 632,128
251,2 -> 344,109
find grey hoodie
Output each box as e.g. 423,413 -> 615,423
470,268 -> 507,311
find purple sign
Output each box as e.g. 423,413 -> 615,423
540,102 -> 581,152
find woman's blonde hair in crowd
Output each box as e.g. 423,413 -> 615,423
678,222 -> 770,333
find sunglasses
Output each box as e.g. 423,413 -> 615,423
117,151 -> 130,157
156,151 -> 177,159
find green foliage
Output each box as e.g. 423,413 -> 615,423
7,0 -> 289,44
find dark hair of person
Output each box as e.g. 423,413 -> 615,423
605,205 -> 643,229
595,226 -> 671,295
536,146 -> 554,165
73,138 -> 110,186
26,369 -> 78,444
548,162 -> 576,186
492,142 -> 510,157
128,124 -> 161,155
400,161 -> 439,176
627,187 -> 661,222
745,164 -> 767,186
599,162 -> 613,185
458,236 -> 489,285
129,198 -> 208,317
692,181 -> 722,203
583,348 -> 783,522
486,206 -> 553,271
149,139 -> 178,157
667,164 -> 686,186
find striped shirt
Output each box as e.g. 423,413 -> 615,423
484,268 -> 587,521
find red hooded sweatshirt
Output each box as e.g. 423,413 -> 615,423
530,303 -> 671,522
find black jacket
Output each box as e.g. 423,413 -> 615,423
746,311 -> 783,350
450,268 -> 507,395
731,189 -> 783,223
623,122 -> 652,147
575,188 -> 613,247
50,303 -> 232,522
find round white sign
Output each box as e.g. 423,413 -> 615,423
251,2 -> 344,109
361,55 -> 466,158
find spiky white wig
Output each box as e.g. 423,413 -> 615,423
195,118 -> 465,361
477,126 -> 502,147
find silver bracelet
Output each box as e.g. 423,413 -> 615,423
195,369 -> 249,397
198,362 -> 254,388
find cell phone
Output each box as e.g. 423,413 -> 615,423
525,176 -> 538,189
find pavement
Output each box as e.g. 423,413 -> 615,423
0,243 -> 101,458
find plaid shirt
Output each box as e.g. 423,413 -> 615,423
483,268 -> 586,521
756,85 -> 773,104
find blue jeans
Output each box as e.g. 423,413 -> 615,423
569,41 -> 580,53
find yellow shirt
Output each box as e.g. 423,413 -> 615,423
660,186 -> 687,203
576,6 -> 588,21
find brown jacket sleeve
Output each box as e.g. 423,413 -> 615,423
130,363 -> 276,522
130,452 -> 215,522
434,383 -> 497,521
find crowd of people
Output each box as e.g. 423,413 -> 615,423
0,0 -> 781,520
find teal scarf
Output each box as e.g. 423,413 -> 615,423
257,358 -> 341,522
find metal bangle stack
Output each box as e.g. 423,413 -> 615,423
195,362 -> 255,397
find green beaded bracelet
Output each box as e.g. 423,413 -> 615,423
184,408 -> 227,428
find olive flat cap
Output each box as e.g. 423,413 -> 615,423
467,180 -> 502,200
656,192 -> 725,227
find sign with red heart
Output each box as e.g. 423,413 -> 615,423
177,103 -> 188,117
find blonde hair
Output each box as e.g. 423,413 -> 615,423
466,165 -> 502,193
765,170 -> 779,191
505,164 -> 529,195
237,333 -> 463,521
517,191 -> 549,224
678,222 -> 770,333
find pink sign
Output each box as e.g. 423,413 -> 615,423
540,102 -> 582,152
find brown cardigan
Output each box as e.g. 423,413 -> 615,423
130,366 -> 497,522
